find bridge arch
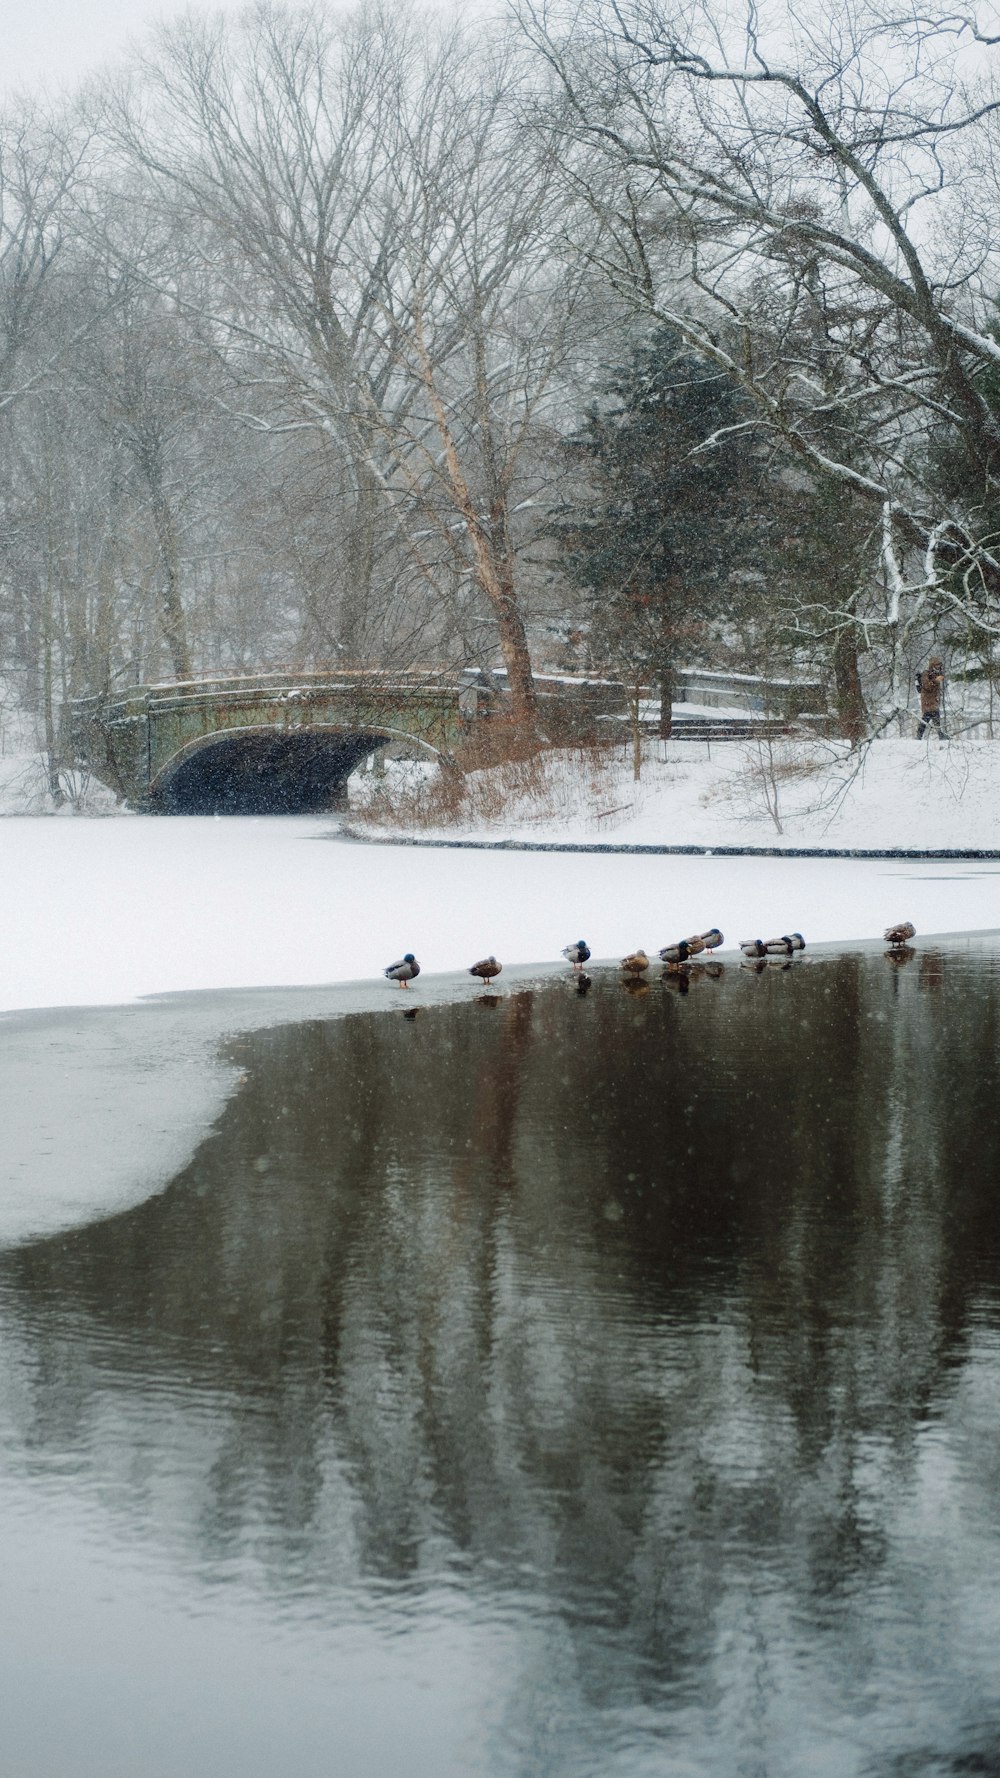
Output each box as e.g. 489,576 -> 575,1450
149,724 -> 446,815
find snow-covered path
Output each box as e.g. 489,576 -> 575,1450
3,813 -> 1000,1014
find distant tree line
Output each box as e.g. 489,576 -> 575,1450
3,0 -> 1000,766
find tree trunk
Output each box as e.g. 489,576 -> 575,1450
337,455 -> 381,660
833,625 -> 867,743
148,481 -> 192,682
493,556 -> 539,730
658,661 -> 674,739
628,684 -> 643,780
416,327 -> 538,735
42,631 -> 63,806
93,544 -> 118,695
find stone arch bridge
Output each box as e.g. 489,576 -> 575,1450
63,670 -> 479,814
62,668 -> 624,814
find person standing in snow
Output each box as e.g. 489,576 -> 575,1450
916,657 -> 946,738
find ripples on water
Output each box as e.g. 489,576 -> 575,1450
3,947 -> 1000,1777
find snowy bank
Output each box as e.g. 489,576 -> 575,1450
349,734 -> 1000,853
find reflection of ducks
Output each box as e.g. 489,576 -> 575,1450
562,940 -> 591,970
620,949 -> 649,977
469,956 -> 502,985
576,972 -> 593,995
884,921 -> 916,948
622,975 -> 650,996
884,945 -> 916,967
475,993 -> 501,1008
385,953 -> 420,987
662,960 -> 724,991
402,1005 -> 421,1019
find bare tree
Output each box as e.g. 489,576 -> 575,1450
97,4 -> 601,729
520,0 -> 1000,719
99,4 -> 452,661
364,26 -> 602,728
0,102 -> 92,417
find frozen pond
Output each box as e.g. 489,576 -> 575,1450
3,812 -> 1000,1015
2,946 -> 1000,1775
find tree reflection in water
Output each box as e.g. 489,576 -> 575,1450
3,949 -> 1000,1775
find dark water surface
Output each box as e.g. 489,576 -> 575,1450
3,948 -> 1000,1777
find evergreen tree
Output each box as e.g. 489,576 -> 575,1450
562,327 -> 764,734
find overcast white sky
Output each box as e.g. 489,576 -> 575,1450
4,0 -> 219,96
7,0 -> 994,101
2,0 -> 384,97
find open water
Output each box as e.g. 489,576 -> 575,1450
2,945 -> 1000,1776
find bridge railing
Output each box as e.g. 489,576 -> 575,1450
68,666 -> 469,720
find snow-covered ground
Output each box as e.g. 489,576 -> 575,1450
4,730 -> 1000,1251
349,732 -> 1000,851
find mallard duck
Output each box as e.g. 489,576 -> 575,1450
620,949 -> 649,976
740,934 -> 805,958
884,921 -> 916,947
562,940 -> 591,970
470,955 -> 502,984
659,928 -> 722,963
385,953 -> 420,987
659,939 -> 695,963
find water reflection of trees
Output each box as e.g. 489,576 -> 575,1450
4,953 -> 1000,1729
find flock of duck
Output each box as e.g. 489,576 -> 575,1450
384,921 -> 918,992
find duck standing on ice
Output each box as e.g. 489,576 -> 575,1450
562,940 -> 591,971
620,949 -> 650,978
884,921 -> 916,948
385,953 -> 420,988
470,956 -> 502,986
